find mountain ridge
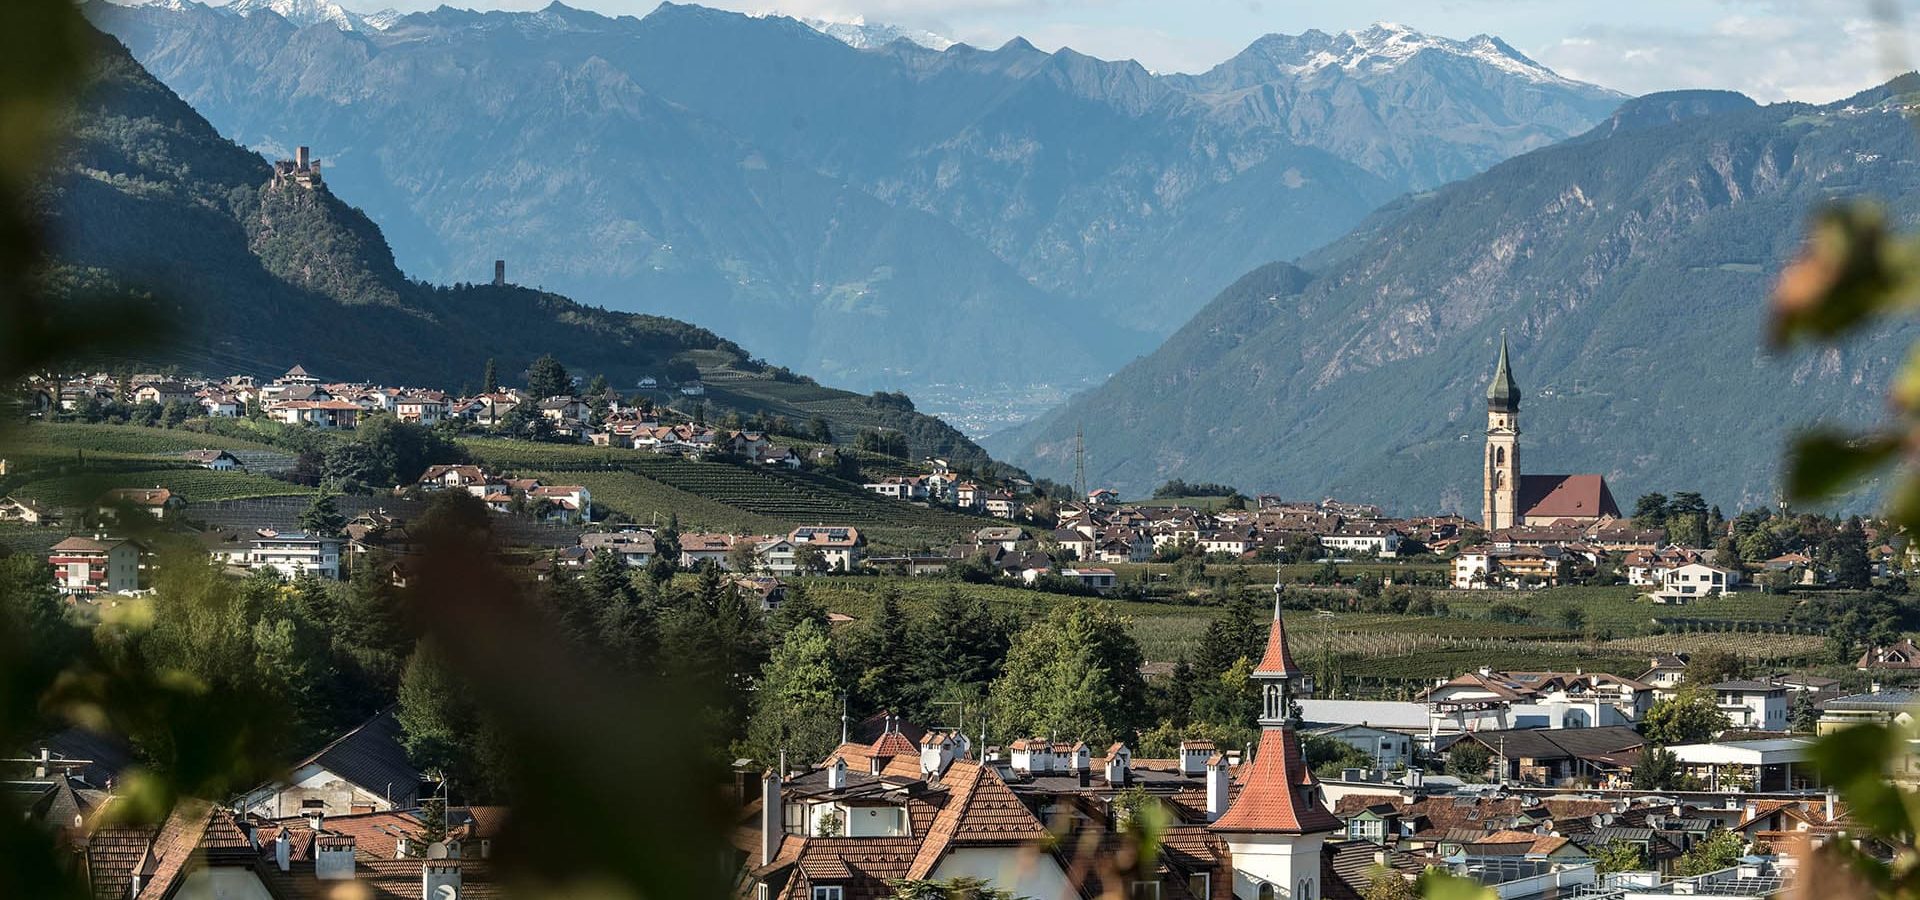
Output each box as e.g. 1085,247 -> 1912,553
43,26 -> 999,468
990,80 -> 1920,512
85,0 -> 1626,411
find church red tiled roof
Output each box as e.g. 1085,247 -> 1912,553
1209,728 -> 1340,834
1519,474 -> 1620,520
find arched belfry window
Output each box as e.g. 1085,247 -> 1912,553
1258,884 -> 1277,900
1495,446 -> 1505,465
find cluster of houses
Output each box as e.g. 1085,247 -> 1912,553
14,593 -> 1847,900
934,493 -> 1464,563
1447,518 -> 1899,602
27,365 -> 758,451
415,464 -> 592,524
862,458 -> 1028,517
1299,646 -> 1920,797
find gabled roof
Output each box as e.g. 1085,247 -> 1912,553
291,707 -> 424,808
50,536 -> 128,554
1450,725 -> 1644,763
906,763 -> 1046,878
870,729 -> 919,760
1519,474 -> 1621,520
1209,728 -> 1340,834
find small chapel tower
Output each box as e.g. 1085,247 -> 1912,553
1482,335 -> 1522,530
1211,578 -> 1342,900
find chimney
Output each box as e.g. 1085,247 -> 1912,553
423,860 -> 461,898
296,146 -> 310,169
274,832 -> 291,872
827,756 -> 847,791
493,259 -> 506,287
1826,788 -> 1837,823
920,734 -> 950,777
1179,742 -> 1208,776
314,835 -> 356,881
1206,754 -> 1230,822
307,811 -> 324,834
760,769 -> 782,867
35,747 -> 49,779
1104,744 -> 1131,786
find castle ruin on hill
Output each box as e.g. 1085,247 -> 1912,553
271,146 -> 323,189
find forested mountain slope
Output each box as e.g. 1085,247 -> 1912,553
39,29 -> 995,467
992,85 -> 1920,511
85,1 -> 1623,396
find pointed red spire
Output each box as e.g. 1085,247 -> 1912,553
1252,593 -> 1301,678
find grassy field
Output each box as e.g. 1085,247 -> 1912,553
462,437 -> 995,548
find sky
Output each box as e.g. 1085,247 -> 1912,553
352,0 -> 1920,103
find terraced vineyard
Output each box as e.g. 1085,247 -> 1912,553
1438,585 -> 1800,635
5,422 -> 284,464
10,467 -> 310,506
464,438 -> 997,547
753,571 -> 1833,683
0,525 -> 65,556
523,469 -> 796,537
798,577 -> 1216,661
1,423 -> 308,506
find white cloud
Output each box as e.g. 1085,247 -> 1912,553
1534,9 -> 1917,102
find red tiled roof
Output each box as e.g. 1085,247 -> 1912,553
870,730 -> 919,759
1209,729 -> 1340,835
1519,474 -> 1620,520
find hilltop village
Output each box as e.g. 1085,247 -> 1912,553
4,346 -> 1916,900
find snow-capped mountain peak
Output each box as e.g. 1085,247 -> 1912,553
1254,21 -> 1579,86
220,0 -> 388,31
797,15 -> 954,52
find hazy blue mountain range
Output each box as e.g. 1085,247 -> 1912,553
989,85 -> 1920,513
83,0 -> 1624,407
40,28 -> 997,467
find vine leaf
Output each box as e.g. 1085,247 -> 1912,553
1785,429 -> 1901,503
1770,202 -> 1920,348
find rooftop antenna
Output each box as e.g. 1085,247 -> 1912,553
840,693 -> 849,745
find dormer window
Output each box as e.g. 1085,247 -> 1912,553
812,887 -> 844,900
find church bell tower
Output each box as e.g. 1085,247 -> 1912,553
1483,336 -> 1521,530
